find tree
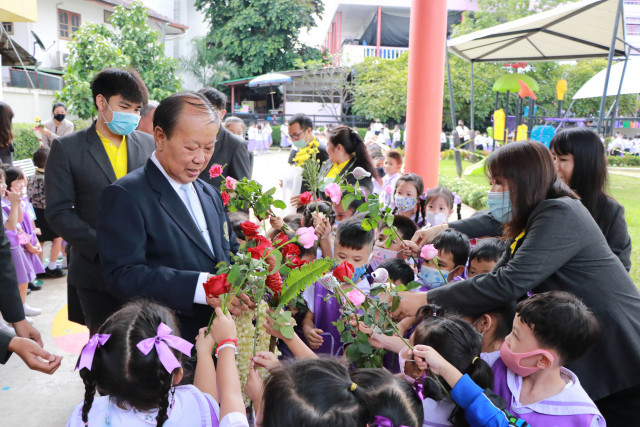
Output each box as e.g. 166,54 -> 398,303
181,37 -> 242,88
195,0 -> 325,76
57,1 -> 182,119
294,56 -> 352,120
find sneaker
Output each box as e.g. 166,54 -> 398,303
45,267 -> 65,278
25,316 -> 34,324
0,319 -> 16,337
23,304 -> 42,316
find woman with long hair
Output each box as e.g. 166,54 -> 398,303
0,102 -> 15,165
322,125 -> 379,194
397,141 -> 640,424
550,128 -> 631,270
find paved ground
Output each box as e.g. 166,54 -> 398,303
0,149 -> 475,426
609,167 -> 640,179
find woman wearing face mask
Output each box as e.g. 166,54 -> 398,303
414,128 -> 632,271
394,141 -> 640,423
40,102 -> 75,148
321,125 -> 379,195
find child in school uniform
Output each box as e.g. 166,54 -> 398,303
302,218 -> 375,356
416,228 -> 469,290
392,173 -> 426,227
370,215 -> 417,270
467,238 -> 506,278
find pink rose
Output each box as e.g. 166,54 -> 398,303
225,176 -> 237,190
209,164 -> 223,178
296,226 -> 318,249
384,185 -> 393,195
324,182 -> 342,204
420,244 -> 439,260
346,288 -> 366,307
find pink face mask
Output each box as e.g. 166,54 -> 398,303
499,341 -> 555,377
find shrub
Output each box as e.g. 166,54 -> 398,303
12,123 -> 41,161
438,175 -> 489,211
607,155 -> 640,167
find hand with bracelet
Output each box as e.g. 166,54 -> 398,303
211,307 -> 238,357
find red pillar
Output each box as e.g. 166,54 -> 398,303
376,6 -> 382,57
337,11 -> 342,65
404,0 -> 448,189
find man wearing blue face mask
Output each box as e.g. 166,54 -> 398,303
45,68 -> 155,333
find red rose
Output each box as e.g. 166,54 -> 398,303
298,191 -> 313,206
281,243 -> 300,260
203,274 -> 231,298
247,236 -> 272,260
333,261 -> 355,282
209,164 -> 223,178
274,232 -> 289,246
240,221 -> 260,238
221,192 -> 230,206
289,255 -> 308,269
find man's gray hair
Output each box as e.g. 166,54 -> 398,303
141,100 -> 159,118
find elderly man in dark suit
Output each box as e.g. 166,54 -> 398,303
45,69 -> 155,333
97,92 -> 244,343
197,87 -> 252,189
0,226 -> 62,373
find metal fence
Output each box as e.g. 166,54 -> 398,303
228,112 -> 373,129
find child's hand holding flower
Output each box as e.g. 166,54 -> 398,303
195,327 -> 216,356
211,307 -> 237,343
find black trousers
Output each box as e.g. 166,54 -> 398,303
595,384 -> 640,424
75,287 -> 123,334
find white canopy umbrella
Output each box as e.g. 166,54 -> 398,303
573,58 -> 640,99
447,0 -> 626,63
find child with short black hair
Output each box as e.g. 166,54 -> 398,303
468,238 -> 506,278
489,291 -> 603,426
381,151 -> 403,207
371,215 -> 417,269
302,218 -> 375,355
333,191 -> 366,224
379,258 -> 415,286
417,228 -> 469,289
68,301 -> 249,426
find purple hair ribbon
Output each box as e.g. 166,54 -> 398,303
76,333 -> 111,371
412,373 -> 427,400
453,192 -> 462,205
371,415 -> 409,427
136,322 -> 194,373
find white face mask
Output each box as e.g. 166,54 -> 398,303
417,265 -> 450,290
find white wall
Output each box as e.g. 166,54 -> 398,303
286,101 -> 341,122
3,87 -> 57,124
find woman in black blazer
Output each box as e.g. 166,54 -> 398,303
320,126 -> 379,195
397,141 -> 640,423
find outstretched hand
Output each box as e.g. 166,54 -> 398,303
8,337 -> 62,374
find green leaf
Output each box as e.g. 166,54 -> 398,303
273,200 -> 286,209
369,284 -> 386,297
341,330 -> 355,344
277,258 -> 333,308
406,281 -> 423,291
335,320 -> 345,333
341,194 -> 355,210
280,325 -> 295,339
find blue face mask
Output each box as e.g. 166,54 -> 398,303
353,264 -> 369,281
394,195 -> 417,212
103,102 -> 140,136
417,265 -> 450,290
487,191 -> 512,224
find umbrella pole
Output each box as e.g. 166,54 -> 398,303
598,0 -> 623,134
610,50 -> 629,137
470,61 -> 476,161
504,91 -> 510,143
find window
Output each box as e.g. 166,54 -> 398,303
104,10 -> 113,23
58,9 -> 81,40
2,22 -> 13,35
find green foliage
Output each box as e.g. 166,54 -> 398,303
438,175 -> 489,210
277,257 -> 333,309
180,37 -> 241,88
12,123 -> 41,161
607,155 -> 640,167
351,54 -> 409,122
195,0 -> 325,76
223,177 -> 285,221
57,1 -> 181,119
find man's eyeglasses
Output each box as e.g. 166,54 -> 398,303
289,130 -> 305,141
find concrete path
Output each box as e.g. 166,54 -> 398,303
0,149 -> 474,426
609,167 -> 640,179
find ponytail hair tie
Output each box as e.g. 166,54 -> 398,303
419,192 -> 428,201
472,356 -> 479,365
349,382 -> 358,392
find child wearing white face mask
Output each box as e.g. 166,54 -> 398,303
417,228 -> 469,290
392,173 -> 426,227
371,215 -> 417,270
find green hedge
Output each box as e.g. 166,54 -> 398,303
13,123 -> 41,161
607,155 -> 640,167
438,175 -> 489,211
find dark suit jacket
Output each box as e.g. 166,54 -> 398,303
449,211 -> 502,238
0,226 -> 21,363
97,159 -> 239,341
45,123 -> 155,294
199,125 -> 252,189
428,197 -> 640,401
